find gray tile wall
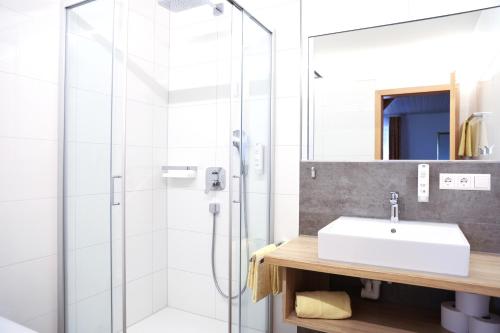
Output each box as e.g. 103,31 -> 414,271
300,161 -> 500,253
297,161 -> 500,333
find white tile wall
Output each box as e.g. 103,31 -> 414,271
75,244 -> 110,301
152,269 -> 168,311
0,0 -> 60,331
124,2 -> 170,327
0,255 -> 57,324
0,198 -> 57,267
126,275 -> 153,325
24,311 -> 57,333
167,268 -> 216,317
74,291 -> 111,333
167,229 -> 211,275
0,138 -> 58,201
159,4 -> 235,326
126,232 -> 154,282
125,190 -> 154,236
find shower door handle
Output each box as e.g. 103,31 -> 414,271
111,175 -> 122,206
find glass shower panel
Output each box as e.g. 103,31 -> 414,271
229,6 -> 243,333
64,0 -> 122,332
232,11 -> 273,333
159,1 -> 234,331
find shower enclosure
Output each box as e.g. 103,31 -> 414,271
60,0 -> 273,332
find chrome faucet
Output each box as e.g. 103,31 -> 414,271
389,192 -> 399,223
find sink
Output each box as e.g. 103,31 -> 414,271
318,216 -> 470,276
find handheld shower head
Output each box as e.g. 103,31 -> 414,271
232,129 -> 241,151
232,129 -> 249,175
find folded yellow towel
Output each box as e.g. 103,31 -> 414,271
247,244 -> 282,303
296,291 -> 352,320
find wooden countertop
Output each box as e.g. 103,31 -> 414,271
265,236 -> 500,297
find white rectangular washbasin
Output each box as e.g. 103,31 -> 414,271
318,216 -> 470,276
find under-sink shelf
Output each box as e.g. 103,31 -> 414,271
286,298 -> 448,333
285,304 -> 449,333
265,236 -> 500,333
281,268 -> 450,333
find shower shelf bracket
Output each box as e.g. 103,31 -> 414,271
161,166 -> 198,179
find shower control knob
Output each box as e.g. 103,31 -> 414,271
205,167 -> 226,193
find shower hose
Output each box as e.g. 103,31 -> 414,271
210,175 -> 249,300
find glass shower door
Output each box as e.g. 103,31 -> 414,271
231,10 -> 273,333
63,0 -> 124,332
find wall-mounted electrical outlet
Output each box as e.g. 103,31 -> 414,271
457,174 -> 474,190
439,174 -> 455,189
439,173 -> 491,191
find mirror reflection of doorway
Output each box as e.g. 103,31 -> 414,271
437,132 -> 450,160
381,92 -> 451,160
375,75 -> 459,161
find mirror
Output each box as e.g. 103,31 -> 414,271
305,6 -> 500,161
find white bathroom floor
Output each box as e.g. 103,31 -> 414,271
128,307 -> 263,333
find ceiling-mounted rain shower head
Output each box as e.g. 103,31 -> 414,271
158,0 -> 209,12
158,0 -> 224,15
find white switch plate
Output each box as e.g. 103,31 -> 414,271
474,174 -> 491,190
439,173 -> 491,191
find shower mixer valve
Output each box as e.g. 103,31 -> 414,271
205,167 -> 226,193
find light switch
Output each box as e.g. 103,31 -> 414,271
474,174 -> 491,191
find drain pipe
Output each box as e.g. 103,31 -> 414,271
360,279 -> 382,300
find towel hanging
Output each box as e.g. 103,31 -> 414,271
247,242 -> 286,303
458,113 -> 492,158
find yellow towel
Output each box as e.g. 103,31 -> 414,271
271,265 -> 282,295
296,291 -> 352,320
458,120 -> 468,157
247,244 -> 282,303
459,116 -> 482,158
469,118 -> 481,157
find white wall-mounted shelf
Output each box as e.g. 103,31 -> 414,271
161,166 -> 197,179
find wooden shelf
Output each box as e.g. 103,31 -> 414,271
281,268 -> 450,333
285,303 -> 448,333
266,236 -> 500,297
